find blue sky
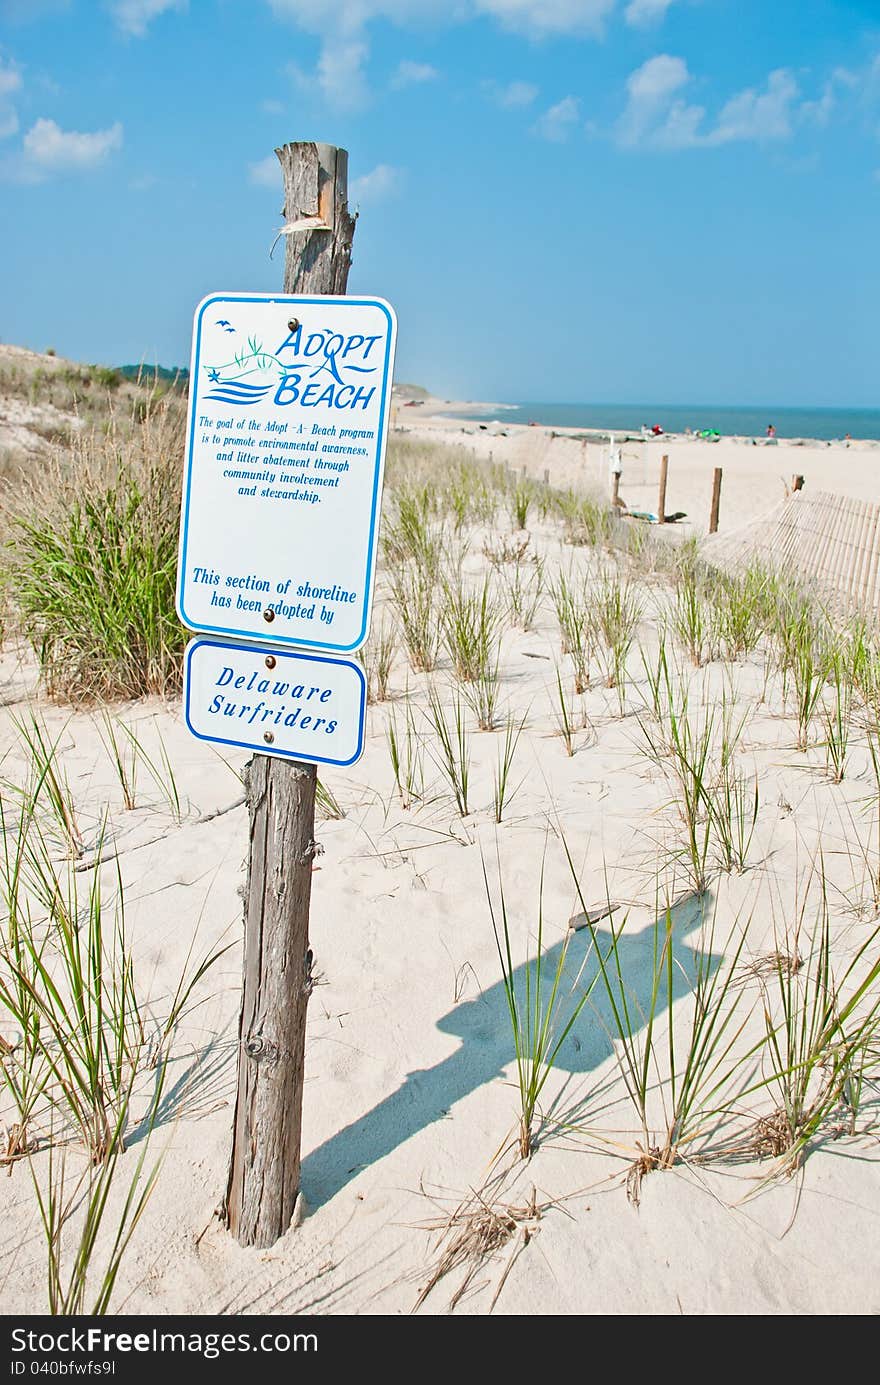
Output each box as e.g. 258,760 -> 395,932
0,0 -> 878,406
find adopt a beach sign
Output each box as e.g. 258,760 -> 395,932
177,291 -> 395,767
176,291 -> 396,653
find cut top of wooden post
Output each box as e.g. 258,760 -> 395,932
276,142 -> 355,297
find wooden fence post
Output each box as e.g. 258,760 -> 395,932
657,453 -> 668,524
709,467 -> 722,534
792,474 -> 804,493
222,142 -> 356,1248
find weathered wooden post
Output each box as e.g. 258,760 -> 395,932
657,453 -> 669,524
709,466 -> 722,534
792,473 -> 804,493
611,471 -> 620,507
222,142 -> 356,1248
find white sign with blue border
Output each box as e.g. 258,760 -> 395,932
183,637 -> 366,766
176,292 -> 396,653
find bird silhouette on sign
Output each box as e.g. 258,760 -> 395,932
216,318 -> 232,327
301,891 -> 721,1209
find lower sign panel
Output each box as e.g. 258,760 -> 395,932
183,637 -> 366,766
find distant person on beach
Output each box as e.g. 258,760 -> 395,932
766,423 -> 776,438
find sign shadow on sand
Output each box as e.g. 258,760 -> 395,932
302,890 -> 722,1209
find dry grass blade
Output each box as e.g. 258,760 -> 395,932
412,1184 -> 545,1313
736,949 -> 802,984
626,1142 -> 663,1208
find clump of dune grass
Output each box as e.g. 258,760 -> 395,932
592,567 -> 643,708
508,478 -> 536,532
316,778 -> 345,820
670,569 -> 714,668
639,669 -> 759,891
551,571 -> 592,694
31,1098 -> 162,1315
388,562 -> 440,673
380,481 -> 442,573
501,556 -> 544,631
12,711 -> 85,857
2,395 -> 186,702
788,614 -> 831,752
710,564 -> 772,660
552,669 -> 590,756
745,874 -> 880,1174
384,437 -> 505,530
555,490 -> 612,548
0,811 -> 143,1165
96,712 -> 138,811
462,659 -> 502,731
822,644 -> 852,782
387,698 -> 425,809
493,711 -> 526,823
483,847 -> 602,1159
364,619 -> 396,703
0,723 -> 224,1171
425,687 -> 470,816
638,628 -> 674,724
639,677 -> 716,893
562,849 -> 758,1191
442,575 -> 500,684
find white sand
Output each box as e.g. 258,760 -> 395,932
2,479 -> 880,1315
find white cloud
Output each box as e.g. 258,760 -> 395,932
392,59 -> 437,87
619,55 -> 802,149
627,52 -> 689,104
475,0 -> 613,38
534,94 -> 580,141
715,69 -> 803,144
0,58 -> 21,97
22,117 -> 123,172
350,162 -> 401,204
624,0 -> 677,28
289,37 -> 369,109
710,69 -> 799,144
267,0 -> 613,109
617,53 -> 691,145
0,56 -> 21,139
109,0 -> 185,37
250,154 -> 280,187
489,78 -> 538,107
801,66 -> 857,127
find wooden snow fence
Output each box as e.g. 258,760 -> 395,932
702,490 -> 880,622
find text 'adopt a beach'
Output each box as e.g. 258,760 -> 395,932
176,293 -> 397,654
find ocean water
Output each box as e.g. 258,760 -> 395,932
455,401 -> 880,442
